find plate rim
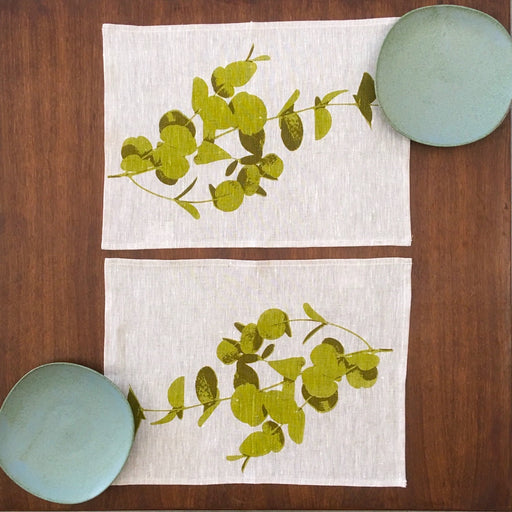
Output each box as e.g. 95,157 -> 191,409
375,4 -> 512,147
0,362 -> 135,504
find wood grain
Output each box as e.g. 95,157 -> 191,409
0,0 -> 510,509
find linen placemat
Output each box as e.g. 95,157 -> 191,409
104,258 -> 411,486
102,19 -> 410,248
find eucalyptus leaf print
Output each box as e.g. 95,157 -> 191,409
130,303 -> 392,472
108,47 -> 378,219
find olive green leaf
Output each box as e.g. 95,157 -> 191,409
267,357 -> 305,381
231,383 -> 267,426
154,148 -> 190,180
229,92 -> 267,135
321,89 -> 348,105
303,303 -> 326,323
160,125 -> 197,156
255,186 -> 267,197
287,408 -> 305,444
279,109 -> 303,151
212,180 -> 245,212
173,177 -> 198,200
198,400 -> 220,427
175,200 -> 200,219
151,409 -> 177,425
256,308 -> 289,340
239,129 -> 265,156
302,384 -> 339,413
195,366 -> 219,404
225,60 -> 257,87
211,66 -> 235,98
225,159 -> 238,177
263,390 -> 300,424
261,343 -> 275,359
121,136 -> 153,159
346,352 -> 380,371
310,343 -> 340,379
259,153 -> 283,180
302,323 -> 325,344
239,431 -> 273,457
194,141 -> 232,165
192,77 -> 209,113
262,421 -> 285,452
278,89 -> 300,117
226,454 -> 245,461
252,54 -> 271,61
217,338 -> 241,365
239,154 -> 261,165
240,323 -> 264,353
155,169 -> 178,186
302,366 -> 338,398
167,376 -> 185,409
245,44 -> 255,61
353,72 -> 376,127
200,95 -> 236,129
237,165 -> 261,196
346,366 -> 378,388
127,387 -> 146,434
314,104 -> 332,141
281,379 -> 296,400
322,337 -> 344,354
159,109 -> 196,137
239,354 -> 259,364
121,154 -> 153,173
234,361 -> 260,389
234,322 -> 246,333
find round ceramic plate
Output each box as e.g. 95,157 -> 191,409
376,5 -> 512,146
0,363 -> 134,504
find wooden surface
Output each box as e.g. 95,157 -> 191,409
0,0 -> 511,509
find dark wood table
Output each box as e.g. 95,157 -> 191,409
1,0 -> 511,510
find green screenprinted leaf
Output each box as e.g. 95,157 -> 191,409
240,323 -> 264,353
279,110 -> 303,151
267,357 -> 305,381
211,66 -> 235,98
173,177 -> 198,200
226,454 -> 245,461
194,141 -> 232,165
239,431 -> 273,457
121,136 -> 153,159
278,89 -> 300,117
262,421 -> 285,452
347,352 -> 380,371
252,54 -> 271,61
353,72 -> 376,127
314,106 -> 332,140
287,408 -> 305,444
237,165 -> 261,196
230,92 -> 267,135
234,361 -> 260,389
198,400 -> 220,427
259,153 -> 283,180
225,160 -> 238,177
192,77 -> 209,113
346,366 -> 378,388
212,180 -> 245,212
127,387 -> 146,434
231,383 -> 266,426
256,308 -> 289,340
167,376 -> 185,408
155,169 -> 178,186
321,89 -> 348,105
150,409 -> 177,425
159,109 -> 196,137
225,60 -> 257,87
303,303 -> 326,323
239,129 -> 265,156
175,200 -> 200,219
234,322 -> 246,333
302,366 -> 338,398
261,343 -> 275,359
302,323 -> 325,344
217,338 -> 241,365
199,96 -> 235,129
160,125 -> 197,155
121,154 -> 153,173
322,337 -> 344,354
302,384 -> 339,413
310,343 -> 340,379
263,390 -> 300,425
255,186 -> 267,197
195,366 -> 219,404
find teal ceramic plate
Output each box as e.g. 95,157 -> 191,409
376,5 -> 512,146
0,363 -> 134,504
